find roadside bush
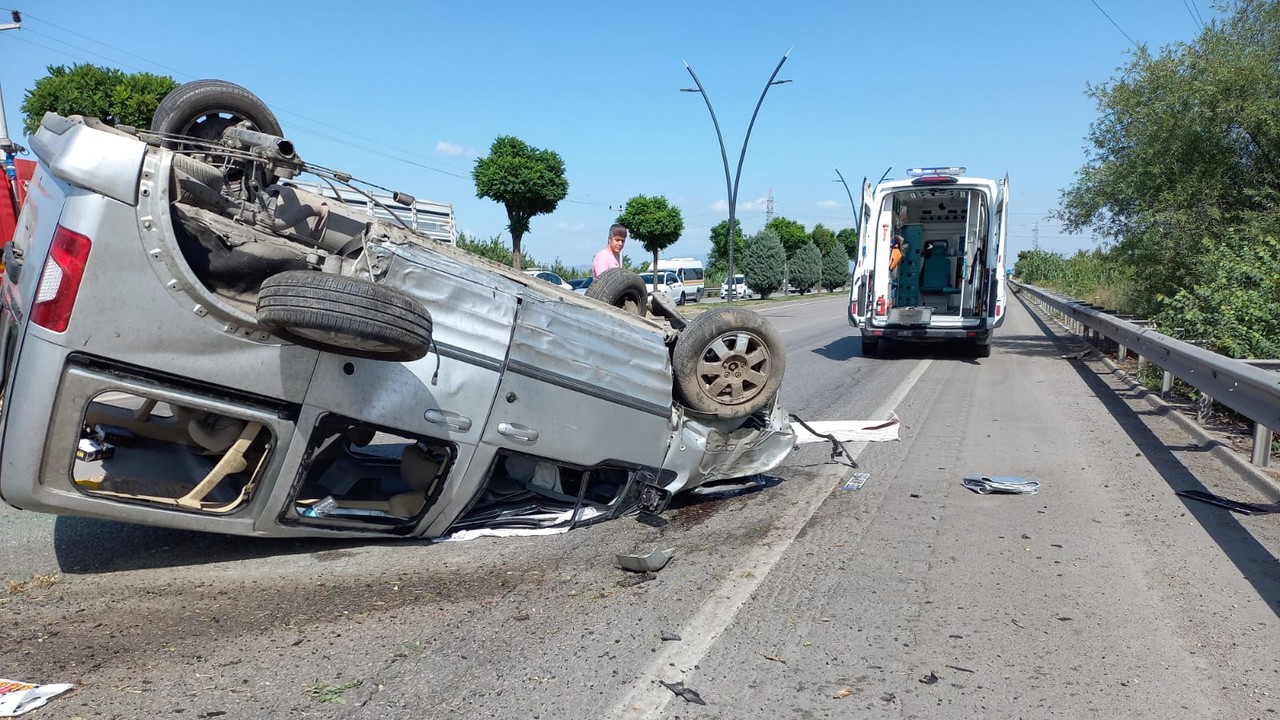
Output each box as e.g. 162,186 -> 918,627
1153,227 -> 1280,359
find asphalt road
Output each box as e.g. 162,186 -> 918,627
3,292 -> 1279,719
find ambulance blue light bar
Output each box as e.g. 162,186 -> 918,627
907,166 -> 965,185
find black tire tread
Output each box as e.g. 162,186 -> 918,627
151,79 -> 282,146
585,268 -> 648,317
257,272 -> 431,361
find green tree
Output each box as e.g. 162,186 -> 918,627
765,216 -> 809,258
1056,0 -> 1280,327
21,63 -> 176,136
821,243 -> 850,292
741,229 -> 785,298
456,231 -> 534,268
809,223 -> 836,255
472,136 -> 569,270
789,241 -> 822,293
836,227 -> 858,259
707,218 -> 745,281
616,195 -> 684,291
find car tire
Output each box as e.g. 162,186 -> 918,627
973,340 -> 992,358
151,79 -> 283,145
585,268 -> 648,317
677,291 -> 686,306
257,271 -> 433,362
672,306 -> 786,419
861,337 -> 880,356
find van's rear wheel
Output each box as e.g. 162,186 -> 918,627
673,307 -> 785,419
973,340 -> 992,358
151,79 -> 282,146
861,337 -> 880,356
257,272 -> 432,362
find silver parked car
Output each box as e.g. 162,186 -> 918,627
0,81 -> 793,539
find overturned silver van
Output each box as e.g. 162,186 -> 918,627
0,81 -> 793,539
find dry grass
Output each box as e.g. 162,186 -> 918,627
6,572 -> 61,596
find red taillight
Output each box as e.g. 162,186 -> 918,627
996,304 -> 1003,317
31,224 -> 91,333
875,295 -> 887,315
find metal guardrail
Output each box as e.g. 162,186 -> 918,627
1012,281 -> 1280,468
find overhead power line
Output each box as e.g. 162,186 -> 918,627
1088,0 -> 1140,50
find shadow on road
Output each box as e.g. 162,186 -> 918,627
1021,293 -> 1280,619
811,335 -> 860,362
52,516 -> 396,574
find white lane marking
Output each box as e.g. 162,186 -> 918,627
608,358 -> 934,718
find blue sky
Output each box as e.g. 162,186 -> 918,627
0,1 -> 1219,269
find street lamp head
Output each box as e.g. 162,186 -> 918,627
770,79 -> 793,86
679,88 -> 701,93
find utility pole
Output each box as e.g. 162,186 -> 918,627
765,187 -> 774,223
0,11 -> 25,191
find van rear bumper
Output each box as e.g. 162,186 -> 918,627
862,326 -> 992,344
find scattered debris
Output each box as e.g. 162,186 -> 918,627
833,687 -> 854,699
1062,349 -> 1099,361
0,677 -> 74,716
304,678 -> 363,705
790,414 -> 901,445
945,665 -> 976,674
1175,489 -> 1280,515
616,547 -> 673,573
660,631 -> 681,642
659,680 -> 706,705
842,472 -> 871,491
512,613 -> 531,621
919,672 -> 939,685
962,476 -> 1040,495
760,653 -> 787,664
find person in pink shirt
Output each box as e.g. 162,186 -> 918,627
591,224 -> 628,278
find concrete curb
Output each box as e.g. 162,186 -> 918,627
1015,289 -> 1280,503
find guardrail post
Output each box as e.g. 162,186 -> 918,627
1161,369 -> 1173,397
1118,344 -> 1128,362
1253,424 -> 1275,468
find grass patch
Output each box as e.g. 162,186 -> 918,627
304,678 -> 363,704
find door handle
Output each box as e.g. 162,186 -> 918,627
497,422 -> 539,442
424,408 -> 472,432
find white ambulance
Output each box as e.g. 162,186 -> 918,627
847,167 -> 1008,357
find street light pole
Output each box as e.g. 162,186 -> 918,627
682,49 -> 791,301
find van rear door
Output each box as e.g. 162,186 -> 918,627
847,178 -> 875,326
991,175 -> 1009,326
